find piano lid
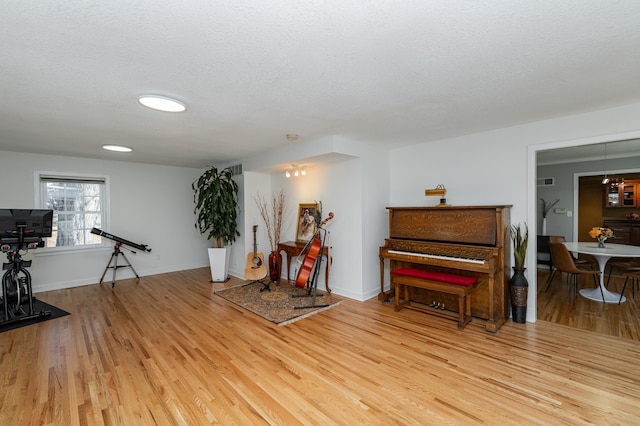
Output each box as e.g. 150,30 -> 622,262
386,205 -> 511,247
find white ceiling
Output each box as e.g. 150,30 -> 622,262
2,1 -> 640,168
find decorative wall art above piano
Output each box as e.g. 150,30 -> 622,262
379,205 -> 512,333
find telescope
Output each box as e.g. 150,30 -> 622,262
91,227 -> 151,253
91,228 -> 151,288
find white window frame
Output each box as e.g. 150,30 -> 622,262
34,171 -> 111,254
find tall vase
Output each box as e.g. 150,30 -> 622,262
509,267 -> 528,324
268,251 -> 280,283
541,217 -> 547,236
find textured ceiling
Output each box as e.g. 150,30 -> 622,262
2,1 -> 640,168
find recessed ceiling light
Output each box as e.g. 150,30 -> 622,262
103,144 -> 133,153
286,134 -> 299,141
138,95 -> 186,112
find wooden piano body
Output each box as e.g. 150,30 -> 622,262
379,205 -> 511,333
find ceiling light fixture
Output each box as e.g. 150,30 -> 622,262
102,144 -> 133,153
138,95 -> 186,112
286,134 -> 299,141
285,164 -> 306,178
602,143 -> 610,184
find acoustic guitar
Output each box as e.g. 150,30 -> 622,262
295,213 -> 334,288
244,225 -> 267,281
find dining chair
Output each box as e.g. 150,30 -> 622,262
549,236 -> 597,267
547,242 -> 602,300
545,236 -> 597,288
605,257 -> 640,288
617,264 -> 640,304
537,235 -> 553,271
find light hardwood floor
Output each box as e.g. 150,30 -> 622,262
2,267 -> 640,425
537,267 -> 640,341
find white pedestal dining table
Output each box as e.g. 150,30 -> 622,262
563,242 -> 640,304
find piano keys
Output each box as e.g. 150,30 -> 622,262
387,249 -> 485,265
379,205 -> 511,333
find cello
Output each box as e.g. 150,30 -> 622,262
295,213 -> 334,288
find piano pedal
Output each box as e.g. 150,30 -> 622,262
429,301 -> 447,310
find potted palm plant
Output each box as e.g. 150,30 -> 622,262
192,166 -> 240,282
509,222 -> 528,323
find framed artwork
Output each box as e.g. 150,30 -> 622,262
296,203 -> 319,242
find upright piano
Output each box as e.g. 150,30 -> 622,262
379,205 -> 511,333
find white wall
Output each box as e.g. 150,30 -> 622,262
238,136 -> 390,301
228,171 -> 246,278
242,158 -> 365,298
349,141 -> 390,300
389,101 -> 640,322
0,151 -> 210,292
240,171 -> 271,277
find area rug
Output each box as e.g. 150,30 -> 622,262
0,298 -> 70,333
215,282 -> 342,326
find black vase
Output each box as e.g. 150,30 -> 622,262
509,267 -> 528,324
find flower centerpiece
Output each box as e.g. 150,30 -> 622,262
588,226 -> 614,248
626,211 -> 639,221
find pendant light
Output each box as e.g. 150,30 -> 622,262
602,143 -> 610,184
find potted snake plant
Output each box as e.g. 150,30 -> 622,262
192,166 -> 240,282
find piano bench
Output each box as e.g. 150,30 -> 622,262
391,268 -> 478,330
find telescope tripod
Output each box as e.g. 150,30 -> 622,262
100,243 -> 139,288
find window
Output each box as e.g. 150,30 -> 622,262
35,172 -> 109,249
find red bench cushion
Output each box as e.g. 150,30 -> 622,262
391,268 -> 477,287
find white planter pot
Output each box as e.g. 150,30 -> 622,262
208,247 -> 230,282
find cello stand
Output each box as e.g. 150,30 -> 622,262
100,243 -> 140,288
244,278 -> 270,292
293,228 -> 330,310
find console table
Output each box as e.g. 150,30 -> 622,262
277,241 -> 331,292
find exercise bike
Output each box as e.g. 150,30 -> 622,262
1,248 -> 44,324
0,209 -> 53,326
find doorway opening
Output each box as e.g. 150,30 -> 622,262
533,138 -> 640,341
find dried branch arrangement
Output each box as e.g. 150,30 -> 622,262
539,198 -> 559,219
254,189 -> 287,252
